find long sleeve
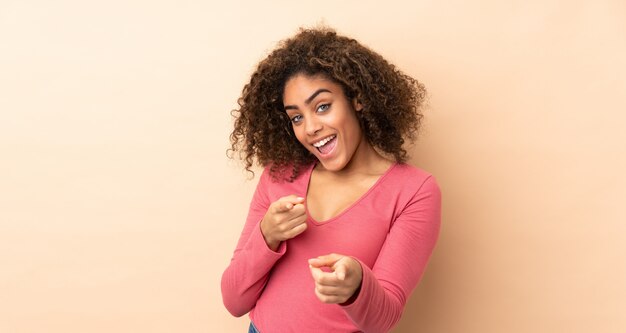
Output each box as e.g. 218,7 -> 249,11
340,175 -> 442,332
220,167 -> 287,317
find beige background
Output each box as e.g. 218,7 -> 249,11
1,1 -> 625,332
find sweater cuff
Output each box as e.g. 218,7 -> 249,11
339,257 -> 373,318
245,220 -> 287,257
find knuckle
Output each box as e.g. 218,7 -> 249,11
314,289 -> 325,301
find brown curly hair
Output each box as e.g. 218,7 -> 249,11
228,26 -> 426,182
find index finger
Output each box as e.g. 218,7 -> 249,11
274,195 -> 305,213
280,195 -> 305,204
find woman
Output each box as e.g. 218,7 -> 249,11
221,27 -> 441,333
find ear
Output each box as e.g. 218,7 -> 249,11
352,98 -> 364,112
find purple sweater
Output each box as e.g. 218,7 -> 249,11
221,162 -> 441,332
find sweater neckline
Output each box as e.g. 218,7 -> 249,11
303,161 -> 398,226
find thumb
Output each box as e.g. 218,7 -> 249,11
334,263 -> 346,281
308,253 -> 342,268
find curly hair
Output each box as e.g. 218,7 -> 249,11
228,26 -> 426,182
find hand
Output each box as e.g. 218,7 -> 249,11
308,253 -> 363,304
260,195 -> 308,251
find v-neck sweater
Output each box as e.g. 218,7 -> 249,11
221,162 -> 441,333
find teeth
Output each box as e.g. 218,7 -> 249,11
313,135 -> 336,148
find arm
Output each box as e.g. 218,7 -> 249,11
340,175 -> 442,332
220,168 -> 286,317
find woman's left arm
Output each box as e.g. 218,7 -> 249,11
338,175 -> 442,332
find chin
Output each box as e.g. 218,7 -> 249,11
316,157 -> 348,172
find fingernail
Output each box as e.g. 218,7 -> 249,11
297,197 -> 304,201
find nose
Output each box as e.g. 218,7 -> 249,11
304,116 -> 322,136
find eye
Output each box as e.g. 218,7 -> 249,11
290,114 -> 303,124
316,103 -> 330,113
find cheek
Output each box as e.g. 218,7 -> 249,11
292,126 -> 308,146
339,114 -> 361,138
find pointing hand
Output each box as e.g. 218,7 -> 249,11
260,195 -> 308,251
308,253 -> 363,304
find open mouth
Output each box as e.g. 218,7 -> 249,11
312,135 -> 337,155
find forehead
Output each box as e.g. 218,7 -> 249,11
283,74 -> 343,102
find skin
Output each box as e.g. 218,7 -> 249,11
260,73 -> 393,305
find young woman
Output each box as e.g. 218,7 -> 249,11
221,27 -> 441,333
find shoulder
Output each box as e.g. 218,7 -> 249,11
390,162 -> 439,189
382,162 -> 441,205
383,163 -> 442,225
390,162 -> 432,178
256,162 -> 314,200
261,162 -> 314,184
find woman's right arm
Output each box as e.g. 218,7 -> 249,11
220,168 -> 282,317
220,168 -> 307,317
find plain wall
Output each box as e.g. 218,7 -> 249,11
1,1 -> 625,332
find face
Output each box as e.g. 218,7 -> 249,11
283,73 -> 365,172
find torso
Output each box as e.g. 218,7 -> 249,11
249,160 -> 438,332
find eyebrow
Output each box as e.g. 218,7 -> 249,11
284,89 -> 331,111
